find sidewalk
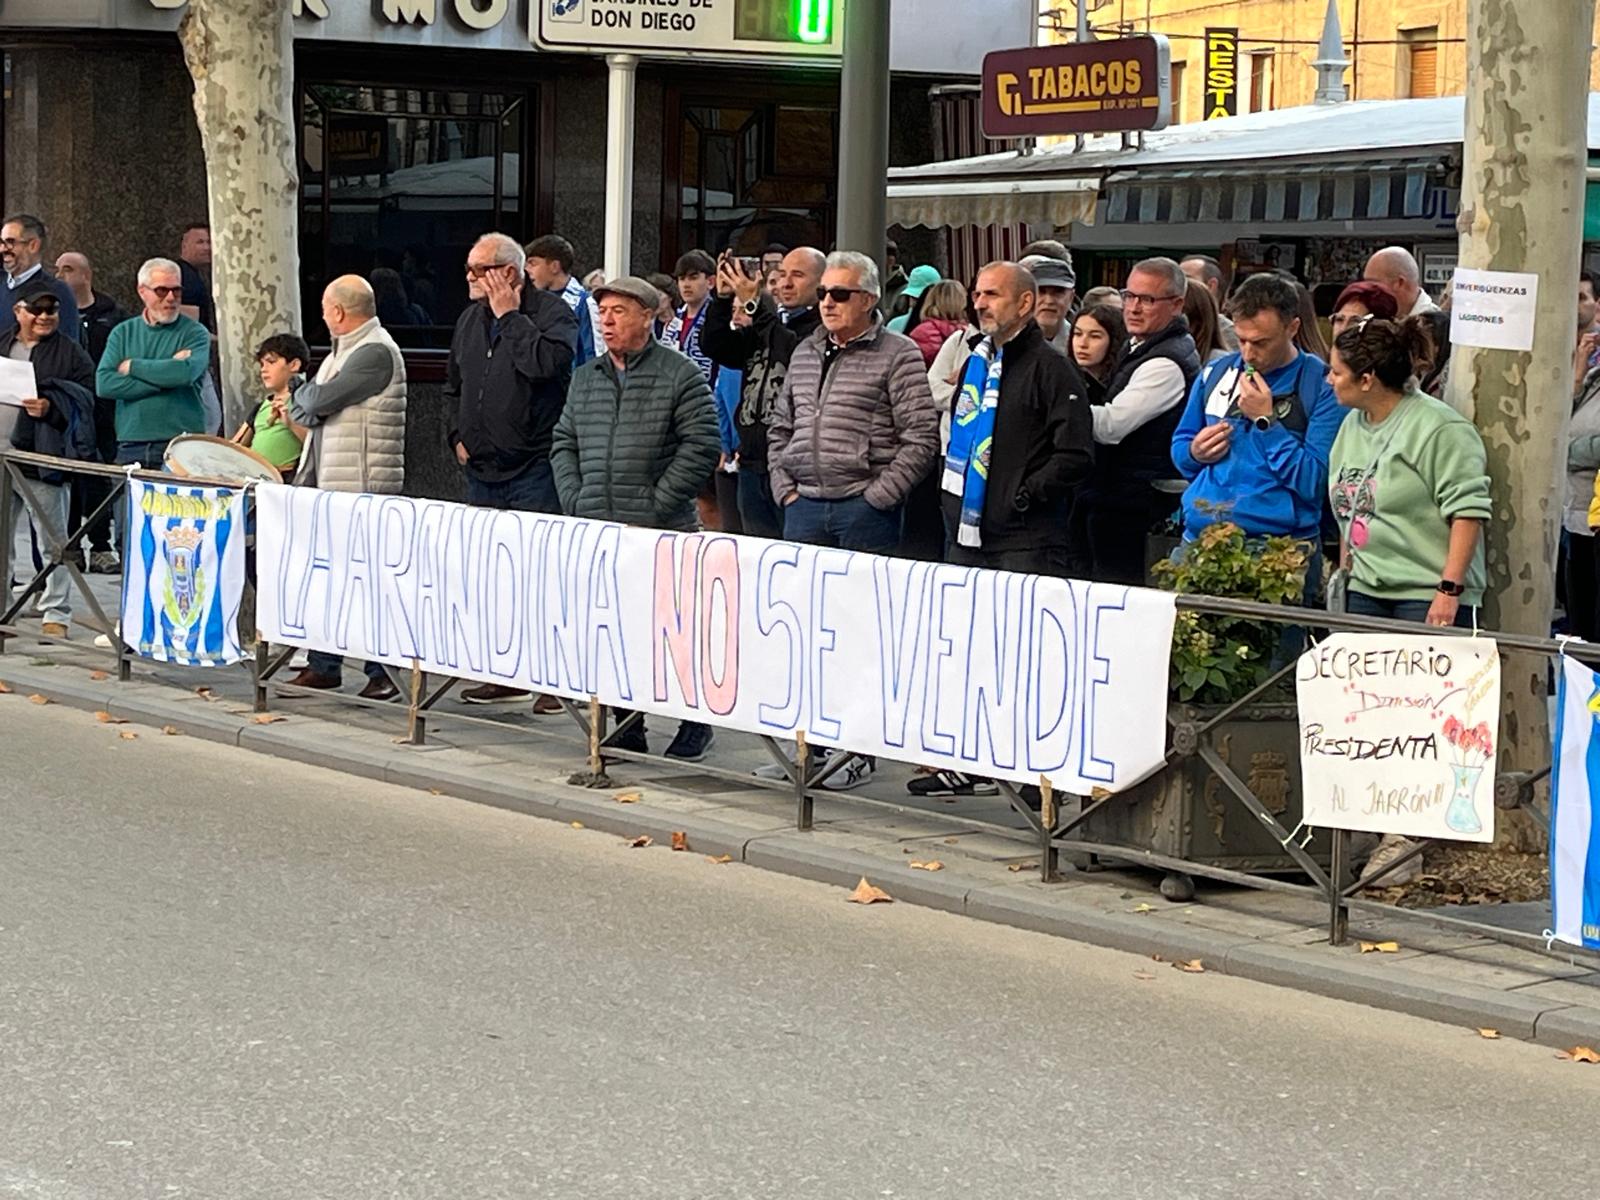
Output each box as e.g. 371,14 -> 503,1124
9,609 -> 1600,1050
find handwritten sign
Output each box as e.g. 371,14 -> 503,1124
253,484 -> 1177,795
1296,633 -> 1498,842
1450,267 -> 1538,353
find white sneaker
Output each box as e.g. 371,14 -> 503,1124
1359,834 -> 1424,888
819,754 -> 875,791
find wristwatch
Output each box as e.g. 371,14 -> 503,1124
741,298 -> 759,316
1437,579 -> 1466,597
1252,414 -> 1273,432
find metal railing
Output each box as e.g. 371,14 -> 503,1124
7,448 -> 1592,963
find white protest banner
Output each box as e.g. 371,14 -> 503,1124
1450,267 -> 1538,353
1296,633 -> 1499,842
254,484 -> 1177,795
121,477 -> 249,667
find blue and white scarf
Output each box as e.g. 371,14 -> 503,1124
942,337 -> 1002,548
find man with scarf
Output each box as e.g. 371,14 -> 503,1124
942,261 -> 1094,574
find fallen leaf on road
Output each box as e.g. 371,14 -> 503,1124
670,831 -> 688,852
1130,902 -> 1156,914
1175,959 -> 1206,973
195,687 -> 216,701
1557,1046 -> 1600,1063
943,838 -> 959,845
847,877 -> 893,905
250,714 -> 285,725
706,854 -> 733,864
902,847 -> 913,854
94,711 -> 125,724
427,788 -> 443,796
117,730 -> 137,740
909,861 -> 944,872
570,821 -> 584,829
89,670 -> 108,681
1151,954 -> 1168,963
1132,970 -> 1156,981
1359,941 -> 1400,954
1007,862 -> 1038,873
0,680 -> 12,693
160,725 -> 180,736
27,694 -> 50,705
629,835 -> 653,848
614,790 -> 642,804
1477,1028 -> 1501,1040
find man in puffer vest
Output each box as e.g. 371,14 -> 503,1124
281,274 -> 407,700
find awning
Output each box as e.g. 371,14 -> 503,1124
886,176 -> 1099,229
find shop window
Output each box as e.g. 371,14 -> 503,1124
298,83 -> 527,349
673,99 -> 836,261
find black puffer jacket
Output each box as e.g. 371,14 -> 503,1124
445,286 -> 578,483
550,340 -> 720,531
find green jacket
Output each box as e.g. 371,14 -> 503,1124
94,313 -> 211,443
551,340 -> 720,531
1329,388 -> 1492,606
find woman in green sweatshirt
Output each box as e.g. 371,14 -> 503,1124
1326,315 -> 1491,628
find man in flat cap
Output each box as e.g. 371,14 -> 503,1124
550,275 -> 721,762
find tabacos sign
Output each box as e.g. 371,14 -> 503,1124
981,36 -> 1172,139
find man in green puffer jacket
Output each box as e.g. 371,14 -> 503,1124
551,274 -> 721,762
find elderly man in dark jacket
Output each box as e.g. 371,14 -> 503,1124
0,279 -> 96,637
446,233 -> 579,707
551,274 -> 720,761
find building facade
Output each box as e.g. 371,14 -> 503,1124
1046,0 -> 1600,125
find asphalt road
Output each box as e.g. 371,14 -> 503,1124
1,701 -> 1594,1199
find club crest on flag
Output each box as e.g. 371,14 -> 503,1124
121,478 -> 249,668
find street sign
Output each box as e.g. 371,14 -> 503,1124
534,0 -> 844,58
1204,27 -> 1237,120
980,36 -> 1171,139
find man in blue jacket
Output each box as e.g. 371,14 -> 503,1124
1171,271 -> 1342,589
0,215 -> 80,346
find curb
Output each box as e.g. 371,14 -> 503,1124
10,658 -> 1600,1051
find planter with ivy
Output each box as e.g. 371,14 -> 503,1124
1074,522 -> 1331,898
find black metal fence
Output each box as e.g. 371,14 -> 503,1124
6,448 -> 1595,964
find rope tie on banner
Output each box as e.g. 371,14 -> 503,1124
1543,928 -> 1558,952
1280,818 -> 1305,848
1556,634 -> 1578,659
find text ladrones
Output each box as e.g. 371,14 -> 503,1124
254,485 -> 1177,794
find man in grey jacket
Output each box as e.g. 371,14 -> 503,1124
767,250 -> 938,554
281,275 -> 407,700
551,275 -> 721,762
764,250 -> 939,791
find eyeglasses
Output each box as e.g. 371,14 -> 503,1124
465,264 -> 507,279
144,285 -> 183,299
1120,289 -> 1183,307
0,237 -> 34,250
20,300 -> 58,315
817,286 -> 867,304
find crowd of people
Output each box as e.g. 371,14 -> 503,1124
0,208 -> 1556,807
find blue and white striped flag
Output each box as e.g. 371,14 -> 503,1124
120,478 -> 248,667
1551,656 -> 1600,950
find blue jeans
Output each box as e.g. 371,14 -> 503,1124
464,460 -> 560,514
1347,590 -> 1476,628
308,650 -> 389,684
737,467 -> 783,539
115,441 -> 168,471
782,495 -> 900,553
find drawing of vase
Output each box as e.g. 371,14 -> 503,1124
1445,762 -> 1484,835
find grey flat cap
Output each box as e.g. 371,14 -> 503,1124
1021,254 -> 1076,290
592,275 -> 663,311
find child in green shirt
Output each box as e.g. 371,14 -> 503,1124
233,333 -> 309,474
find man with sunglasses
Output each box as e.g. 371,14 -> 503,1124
0,214 -> 80,347
0,280 -> 96,638
1071,256 -> 1200,584
95,258 -> 211,470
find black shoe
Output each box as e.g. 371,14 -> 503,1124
664,722 -> 714,762
606,717 -> 649,755
906,769 -> 998,797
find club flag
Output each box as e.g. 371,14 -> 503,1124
120,477 -> 248,667
1551,656 -> 1600,950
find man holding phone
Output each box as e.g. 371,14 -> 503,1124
445,233 -> 578,706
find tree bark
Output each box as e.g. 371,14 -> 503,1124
1447,0 -> 1595,850
177,0 -> 301,431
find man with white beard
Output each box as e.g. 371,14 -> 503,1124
94,257 -> 212,469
